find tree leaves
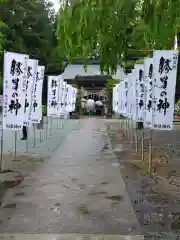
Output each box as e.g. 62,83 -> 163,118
56,0 -> 180,74
0,0 -> 58,66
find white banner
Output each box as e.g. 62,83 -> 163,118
117,83 -> 121,114
122,79 -> 128,116
118,81 -> 126,116
119,82 -> 123,115
61,81 -> 66,114
66,84 -> 71,113
144,58 -> 153,127
112,87 -> 116,112
114,84 -> 119,113
47,76 -> 59,117
152,50 -> 179,130
135,64 -> 145,122
127,74 -> 133,119
67,85 -> 73,112
57,75 -> 64,116
72,87 -> 77,111
23,59 -> 38,127
31,66 -> 45,123
64,82 -> 69,113
3,52 -> 29,130
130,70 -> 137,121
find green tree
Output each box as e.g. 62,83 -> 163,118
75,88 -> 82,116
56,0 -> 139,74
0,0 -> 8,93
105,78 -> 119,116
56,0 -> 180,73
0,0 -> 63,93
0,0 -> 59,67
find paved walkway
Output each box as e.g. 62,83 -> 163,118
0,118 -> 141,237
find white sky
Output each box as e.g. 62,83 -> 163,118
50,0 -> 60,13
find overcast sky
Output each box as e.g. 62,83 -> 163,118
51,0 -> 60,13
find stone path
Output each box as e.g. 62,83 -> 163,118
0,118 -> 142,238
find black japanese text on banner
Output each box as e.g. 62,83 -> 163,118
119,81 -> 125,116
152,50 -> 179,130
115,84 -> 119,113
119,82 -> 124,116
57,75 -> 64,116
72,87 -> 77,111
135,64 -> 145,122
31,65 -> 45,123
127,74 -> 133,119
23,59 -> 38,127
123,79 -> 128,117
68,85 -> 73,113
130,70 -> 137,121
112,86 -> 116,112
64,82 -> 69,113
47,76 -> 59,117
144,58 -> 153,127
66,84 -> 71,113
61,81 -> 66,114
3,51 -> 29,130
117,83 -> 121,114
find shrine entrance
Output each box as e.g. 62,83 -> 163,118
68,76 -> 107,116
62,62 -> 123,116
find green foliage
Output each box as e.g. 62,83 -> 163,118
75,89 -> 82,114
0,0 -> 62,71
42,104 -> 47,116
122,60 -> 134,68
0,0 -> 63,93
56,0 -> 180,74
0,0 -> 8,93
57,0 -> 138,74
105,78 -> 119,112
140,0 -> 180,50
105,78 -> 119,90
134,59 -> 144,64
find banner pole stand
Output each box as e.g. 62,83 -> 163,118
60,116 -> 62,129
59,117 -> 61,129
62,116 -> 64,128
126,118 -> 128,140
57,117 -> 59,130
42,118 -> 44,142
123,118 -> 125,136
125,118 -> 127,138
33,124 -> 36,147
121,117 -> 123,133
135,127 -> 138,153
51,117 -> 53,135
0,127 -> 3,172
50,117 -> 52,136
141,130 -> 144,163
45,117 -> 48,140
14,130 -> 17,161
131,119 -> 133,144
120,115 -> 122,129
148,129 -> 153,173
127,118 -> 130,141
40,128 -> 42,142
25,134 -> 28,153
